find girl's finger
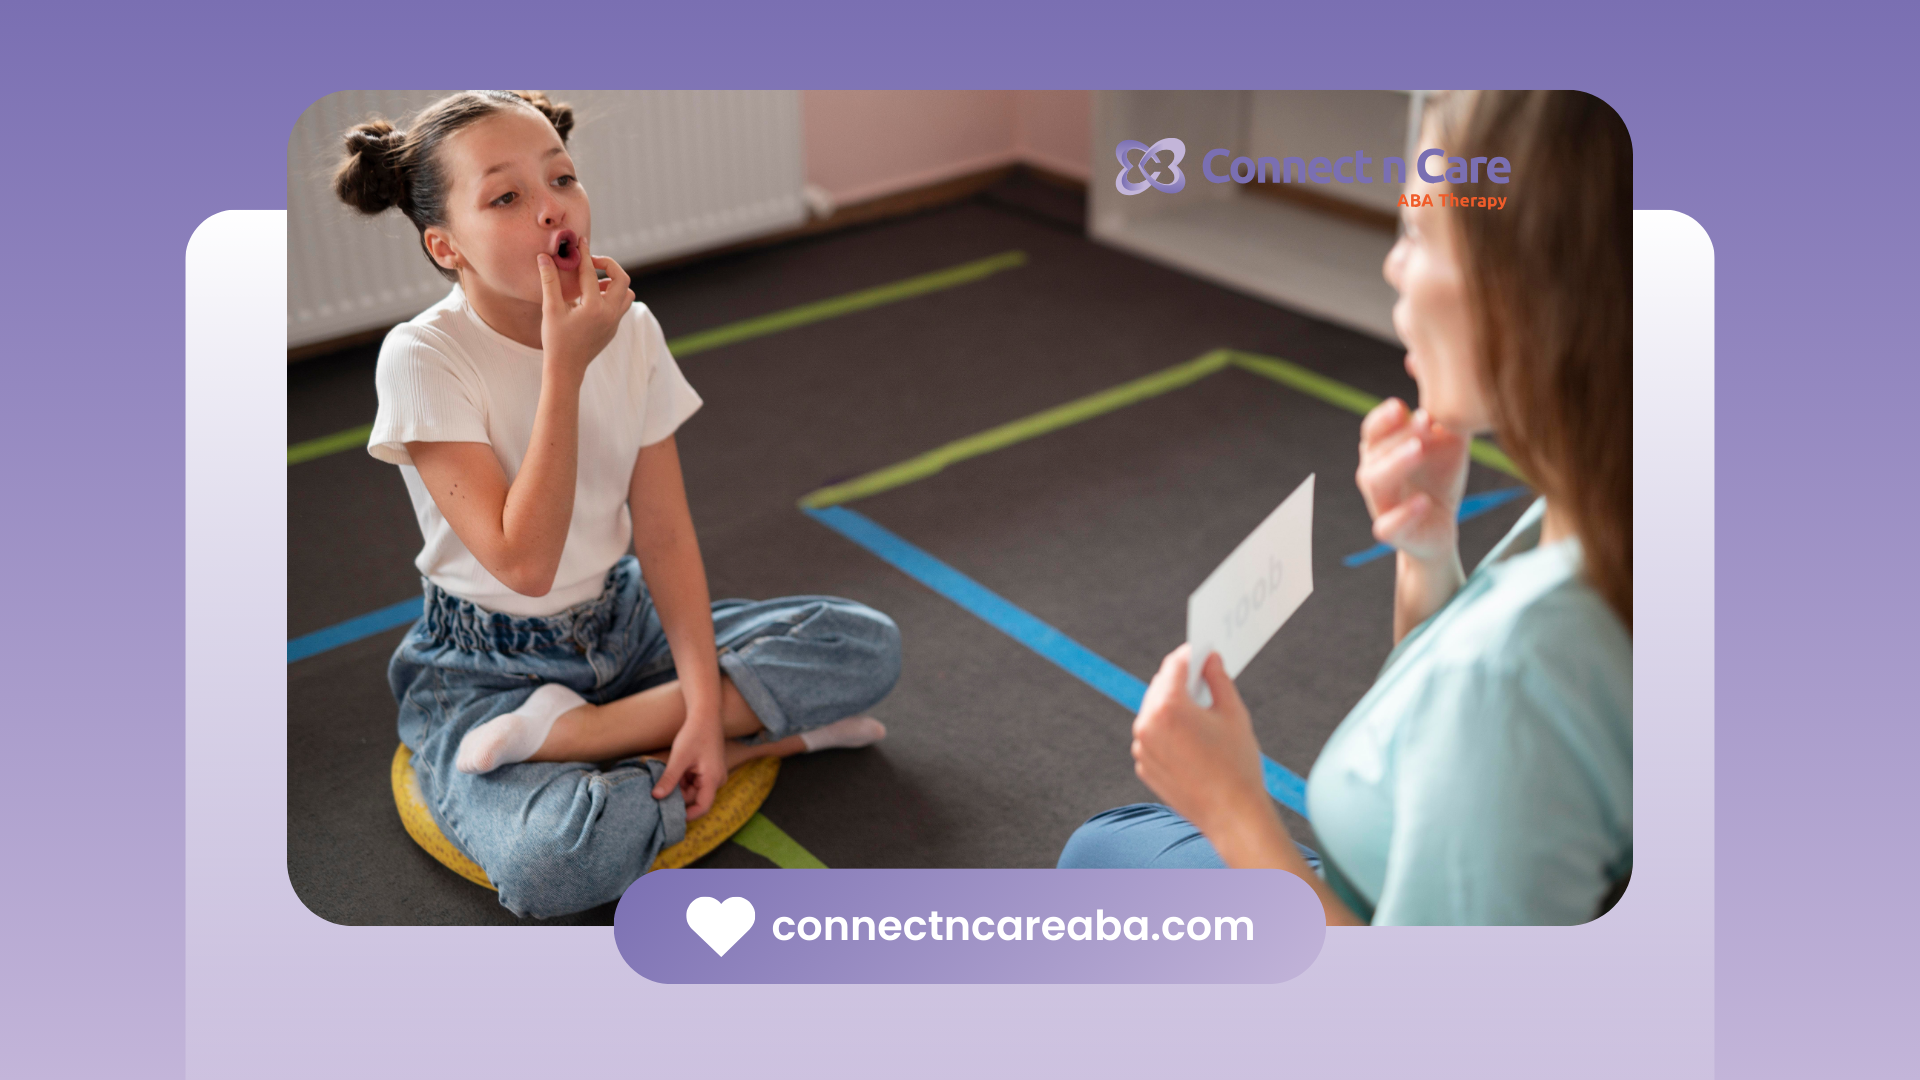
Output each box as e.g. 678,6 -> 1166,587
587,254 -> 615,296
595,253 -> 631,294
597,256 -> 634,310
652,758 -> 687,801
536,253 -> 563,311
573,238 -> 599,296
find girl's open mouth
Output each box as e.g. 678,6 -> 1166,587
552,230 -> 582,272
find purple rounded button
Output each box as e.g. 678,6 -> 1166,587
614,868 -> 1325,984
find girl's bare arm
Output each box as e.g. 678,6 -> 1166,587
407,389 -> 577,597
408,250 -> 632,596
629,434 -> 727,819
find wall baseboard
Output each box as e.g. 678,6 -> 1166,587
1243,181 -> 1399,233
289,162 -> 1089,363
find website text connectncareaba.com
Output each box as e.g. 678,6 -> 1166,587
770,909 -> 1255,944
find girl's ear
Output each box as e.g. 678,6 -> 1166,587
423,226 -> 463,273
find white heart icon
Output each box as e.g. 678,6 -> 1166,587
685,896 -> 755,957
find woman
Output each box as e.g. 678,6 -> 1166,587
1058,90 -> 1632,926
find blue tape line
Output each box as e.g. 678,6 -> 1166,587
1459,485 -> 1533,519
806,505 -> 1309,817
1341,486 -> 1532,567
287,506 -> 1317,814
287,596 -> 422,663
1340,544 -> 1394,567
806,506 -> 1146,710
1264,756 -> 1308,815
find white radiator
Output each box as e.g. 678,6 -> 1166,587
288,90 -> 807,350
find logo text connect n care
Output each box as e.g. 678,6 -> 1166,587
1115,138 -> 1186,195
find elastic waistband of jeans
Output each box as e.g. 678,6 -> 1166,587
421,558 -> 634,654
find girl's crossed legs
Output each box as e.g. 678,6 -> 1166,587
394,569 -> 902,917
455,668 -> 884,775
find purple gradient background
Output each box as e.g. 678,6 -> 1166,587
8,4 -> 1910,1077
613,869 -> 1325,982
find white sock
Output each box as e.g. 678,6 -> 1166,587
799,715 -> 887,753
455,683 -> 588,775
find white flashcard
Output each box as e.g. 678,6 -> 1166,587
1186,474 -> 1315,706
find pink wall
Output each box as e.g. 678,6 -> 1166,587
1013,90 -> 1092,180
802,90 -> 1090,207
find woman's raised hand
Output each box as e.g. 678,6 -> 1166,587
536,239 -> 634,381
1355,397 -> 1471,565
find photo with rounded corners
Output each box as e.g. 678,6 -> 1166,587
284,88 -> 1631,928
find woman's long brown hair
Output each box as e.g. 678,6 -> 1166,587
1429,90 -> 1633,630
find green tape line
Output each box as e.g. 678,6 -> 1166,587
1228,350 -> 1524,482
1466,441 -> 1522,480
288,250 -> 1030,466
287,422 -> 374,465
668,250 -> 1028,357
729,812 -> 828,869
1228,351 -> 1383,416
801,349 -> 1235,508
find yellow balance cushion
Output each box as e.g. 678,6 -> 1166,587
390,745 -> 781,890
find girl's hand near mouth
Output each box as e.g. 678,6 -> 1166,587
536,239 -> 633,383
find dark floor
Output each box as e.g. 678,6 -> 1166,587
288,181 -> 1528,925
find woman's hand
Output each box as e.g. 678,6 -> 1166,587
1355,397 -> 1471,564
1132,645 -> 1271,837
1357,398 -> 1473,641
653,707 -> 726,820
1134,646 -> 1367,926
536,240 -> 634,381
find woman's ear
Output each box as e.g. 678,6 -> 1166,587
423,226 -> 463,272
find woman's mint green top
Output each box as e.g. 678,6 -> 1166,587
1305,498 -> 1631,925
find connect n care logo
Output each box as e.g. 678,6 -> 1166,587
1115,138 -> 1514,202
1114,138 -> 1187,195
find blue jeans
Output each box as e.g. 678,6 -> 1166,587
1057,803 -> 1322,872
390,555 -> 901,918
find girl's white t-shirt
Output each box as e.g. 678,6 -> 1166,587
367,285 -> 702,617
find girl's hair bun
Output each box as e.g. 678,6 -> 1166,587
334,119 -> 406,214
513,90 -> 574,142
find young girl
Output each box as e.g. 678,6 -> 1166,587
1060,90 -> 1632,926
334,90 -> 902,919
